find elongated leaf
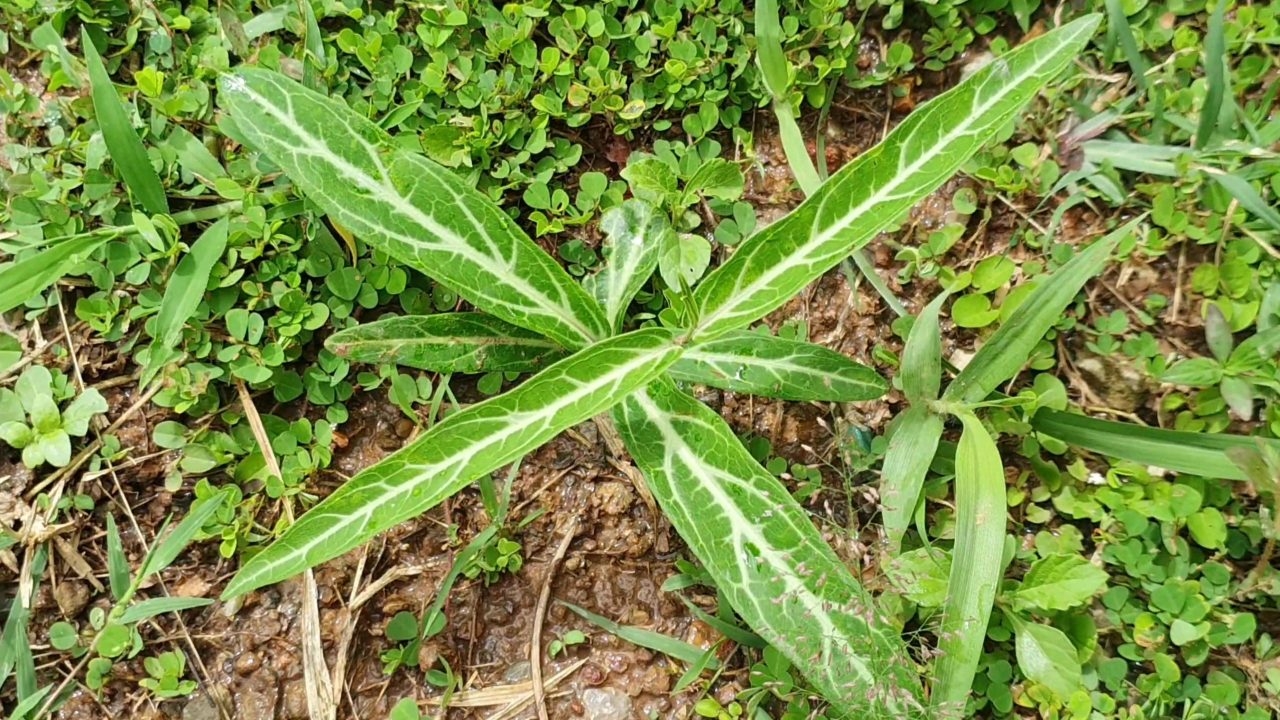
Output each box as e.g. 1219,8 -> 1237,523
933,414 -> 1006,717
1204,169 -> 1280,234
139,489 -> 230,580
81,28 -> 168,215
143,219 -> 229,385
325,313 -> 564,373
559,601 -> 719,668
117,596 -> 213,624
753,0 -> 790,101
106,514 -> 130,602
879,406 -> 945,553
1031,409 -> 1280,481
217,69 -> 608,349
901,293 -> 947,404
0,233 -> 113,314
583,200 -> 667,332
668,331 -> 887,401
224,329 -> 681,598
1011,616 -> 1083,702
945,220 -> 1134,404
691,17 -> 1100,339
1195,0 -> 1228,149
614,379 -> 925,717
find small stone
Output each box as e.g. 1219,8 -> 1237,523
182,692 -> 220,720
581,688 -> 632,720
53,580 -> 90,617
503,660 -> 531,683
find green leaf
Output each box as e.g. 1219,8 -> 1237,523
659,232 -> 711,290
224,329 -> 682,599
117,597 -> 214,624
560,600 -> 719,668
106,514 -> 131,602
217,68 -> 608,349
1160,357 -> 1222,387
1011,615 -> 1083,702
27,394 -> 60,434
0,233 -> 115,315
583,200 -> 667,332
933,414 -> 1006,717
1031,409 -> 1280,481
620,155 -> 678,206
325,313 -> 564,374
1204,168 -> 1280,235
81,28 -> 168,215
945,220 -> 1134,404
167,125 -> 229,183
879,406 -> 945,553
0,334 -> 21,373
1013,554 -> 1108,612
753,0 -> 790,100
0,422 -> 33,449
1195,0 -> 1229,149
901,293 -> 947,404
667,331 -> 887,401
139,490 -> 230,580
1187,507 -> 1227,549
885,546 -> 951,608
143,219 -> 230,386
61,388 -> 108,436
691,16 -> 1102,339
614,379 -> 923,717
33,429 -> 71,467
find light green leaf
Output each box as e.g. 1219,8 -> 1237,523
692,16 -> 1101,339
217,68 -> 608,349
659,232 -> 711,289
106,514 -> 130,602
1012,554 -> 1108,612
325,313 -> 564,374
560,600 -> 719,668
753,0 -> 790,100
225,329 -> 682,598
0,334 -> 21,373
933,414 -> 1006,717
583,200 -> 668,332
28,395 -> 61,434
33,429 -> 71,468
1031,409 -> 1280,481
900,293 -> 947,404
0,233 -> 114,315
143,219 -> 230,386
885,546 -> 951,608
61,388 -> 108,436
620,155 -> 678,206
117,597 -> 214,625
614,379 -> 924,717
1187,507 -> 1227,549
0,422 -> 33,449
1011,616 -> 1083,702
667,331 -> 887,401
167,125 -> 229,183
139,489 -> 231,580
15,366 -> 52,414
945,219 -> 1134,404
879,406 -> 945,553
81,28 -> 168,215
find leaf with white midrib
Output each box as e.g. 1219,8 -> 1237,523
223,329 -> 682,599
691,17 -> 1101,339
325,313 -> 564,373
668,331 -> 887,401
217,69 -> 608,350
583,200 -> 667,333
614,379 -> 926,718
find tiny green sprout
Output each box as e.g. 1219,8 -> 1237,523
139,651 -> 197,699
0,366 -> 107,468
548,629 -> 587,658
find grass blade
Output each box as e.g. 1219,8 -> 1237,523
560,601 -> 719,668
1,545 -> 46,701
224,329 -> 682,598
691,16 -> 1101,339
142,219 -> 229,385
105,514 -> 130,602
614,379 -> 925,717
81,28 -> 168,215
1031,409 -> 1280,481
668,331 -> 888,402
901,293 -> 947,404
325,313 -> 565,373
932,413 -> 1006,717
1195,0 -> 1229,149
117,597 -> 214,625
945,220 -> 1136,405
217,68 -> 609,349
139,490 -> 230,580
1203,168 -> 1280,234
879,406 -> 946,553
0,233 -> 117,314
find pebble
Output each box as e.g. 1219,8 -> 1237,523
581,688 -> 632,720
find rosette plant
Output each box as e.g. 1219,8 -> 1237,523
216,16 -> 1098,717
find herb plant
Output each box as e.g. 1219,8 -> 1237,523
213,17 -> 1099,716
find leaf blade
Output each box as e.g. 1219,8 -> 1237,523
224,328 -> 682,598
325,313 -> 565,373
143,219 -> 229,385
691,16 -> 1101,338
667,331 -> 888,401
879,406 -> 945,553
614,379 -> 924,717
217,68 -> 608,349
0,234 -> 114,314
583,200 -> 667,332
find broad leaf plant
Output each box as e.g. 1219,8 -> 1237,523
217,16 -> 1099,717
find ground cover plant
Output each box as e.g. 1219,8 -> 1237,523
3,1 -> 1280,719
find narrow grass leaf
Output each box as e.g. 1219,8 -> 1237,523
1204,169 -> 1280,234
167,125 -> 228,183
224,329 -> 682,598
1195,0 -> 1229,149
615,379 -> 925,717
674,595 -> 766,648
582,200 -> 667,332
1081,140 -> 1182,176
0,233 -> 114,314
117,597 -> 214,624
691,16 -> 1101,339
1031,409 -> 1280,481
668,331 -> 887,402
901,293 -> 947,404
106,514 -> 130,602
139,489 -> 230,580
933,414 -> 1006,717
945,220 -> 1135,404
560,601 -> 719,668
325,313 -> 565,374
879,406 -> 946,553
753,0 -> 790,100
217,69 -> 609,349
1,545 -> 45,700
1103,0 -> 1148,91
81,28 -> 168,215
143,219 -> 229,385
